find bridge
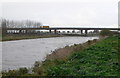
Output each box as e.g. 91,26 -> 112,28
4,27 -> 120,35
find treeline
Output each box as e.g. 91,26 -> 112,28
100,30 -> 119,36
0,18 -> 42,28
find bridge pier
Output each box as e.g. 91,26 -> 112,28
23,30 -> 26,34
19,30 -> 22,34
26,30 -> 28,34
85,30 -> 88,35
81,30 -> 83,34
49,29 -> 52,33
54,29 -> 57,34
72,30 -> 75,33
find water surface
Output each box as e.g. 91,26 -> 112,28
1,36 -> 98,70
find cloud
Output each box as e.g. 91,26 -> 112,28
1,1 -> 118,27
0,0 -> 119,2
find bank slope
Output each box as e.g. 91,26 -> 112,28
47,36 -> 119,76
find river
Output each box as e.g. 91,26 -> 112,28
1,36 -> 99,71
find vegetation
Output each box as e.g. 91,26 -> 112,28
99,30 -> 113,36
1,19 -> 42,28
2,35 -> 63,41
2,36 -> 119,77
46,36 -> 119,76
2,67 -> 32,77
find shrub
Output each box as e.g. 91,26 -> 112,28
18,67 -> 28,75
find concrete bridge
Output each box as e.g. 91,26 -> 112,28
5,27 -> 120,35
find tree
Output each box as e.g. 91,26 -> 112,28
2,19 -> 7,36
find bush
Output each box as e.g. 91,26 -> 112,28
18,67 -> 28,75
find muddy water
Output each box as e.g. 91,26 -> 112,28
1,36 -> 99,70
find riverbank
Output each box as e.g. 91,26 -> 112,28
2,35 -> 64,41
45,36 -> 119,76
2,36 -> 119,77
32,36 -> 104,76
1,34 -> 99,41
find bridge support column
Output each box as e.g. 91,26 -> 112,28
49,29 -> 52,33
54,29 -> 57,34
85,30 -> 88,35
26,30 -> 28,34
23,30 -> 25,34
19,30 -> 22,34
81,30 -> 83,34
72,30 -> 75,33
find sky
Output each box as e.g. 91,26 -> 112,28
0,0 -> 119,27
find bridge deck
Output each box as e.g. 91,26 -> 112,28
6,27 -> 120,30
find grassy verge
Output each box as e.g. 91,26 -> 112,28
2,36 -> 119,77
46,36 -> 119,76
2,35 -> 63,41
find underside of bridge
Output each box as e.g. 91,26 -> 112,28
2,27 -> 120,36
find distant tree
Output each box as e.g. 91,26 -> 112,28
2,19 -> 7,35
36,22 -> 41,28
1,18 -> 42,28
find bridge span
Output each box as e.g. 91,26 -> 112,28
4,27 -> 120,35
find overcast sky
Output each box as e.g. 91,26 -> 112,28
0,0 -> 119,27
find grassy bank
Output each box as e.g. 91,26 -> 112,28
2,36 -> 119,77
46,36 -> 119,76
2,35 -> 63,41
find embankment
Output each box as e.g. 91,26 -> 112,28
2,34 -> 64,41
46,36 -> 119,76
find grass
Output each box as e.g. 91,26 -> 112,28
46,36 -> 119,76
